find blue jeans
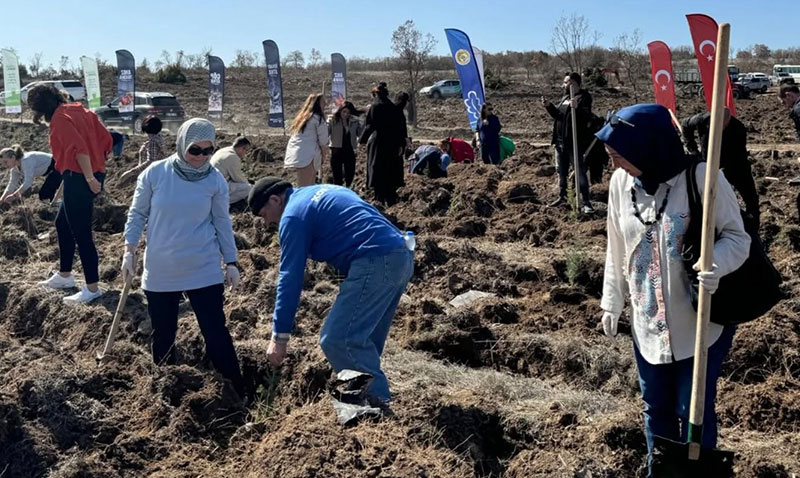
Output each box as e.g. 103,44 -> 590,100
634,326 -> 736,474
319,246 -> 414,402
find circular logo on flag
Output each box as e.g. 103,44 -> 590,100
455,49 -> 471,66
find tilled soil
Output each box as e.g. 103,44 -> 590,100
1,69 -> 799,477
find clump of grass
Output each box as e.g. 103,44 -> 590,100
249,368 -> 282,423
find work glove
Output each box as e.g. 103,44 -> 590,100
693,262 -> 720,294
601,310 -> 621,338
225,264 -> 241,288
121,251 -> 136,283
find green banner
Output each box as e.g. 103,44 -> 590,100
2,49 -> 21,114
81,56 -> 101,109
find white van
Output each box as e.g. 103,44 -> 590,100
20,80 -> 86,103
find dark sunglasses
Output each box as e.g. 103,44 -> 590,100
604,110 -> 635,128
186,145 -> 215,156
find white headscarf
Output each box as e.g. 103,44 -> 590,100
171,118 -> 216,182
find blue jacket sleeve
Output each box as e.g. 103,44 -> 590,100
210,174 -> 237,264
272,216 -> 311,337
123,166 -> 153,246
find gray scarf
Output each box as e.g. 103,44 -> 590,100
170,118 -> 216,182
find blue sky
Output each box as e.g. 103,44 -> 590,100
4,0 -> 797,68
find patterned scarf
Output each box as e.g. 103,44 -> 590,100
171,118 -> 216,182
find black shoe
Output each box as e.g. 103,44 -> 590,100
549,197 -> 567,207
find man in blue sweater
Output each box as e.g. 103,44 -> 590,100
248,177 -> 414,405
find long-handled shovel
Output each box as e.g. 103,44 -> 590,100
569,81 -> 581,213
650,22 -> 735,477
96,277 -> 133,365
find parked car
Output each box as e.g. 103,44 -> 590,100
419,79 -> 461,99
731,82 -> 751,99
739,73 -> 770,93
772,72 -> 795,86
93,92 -> 185,133
1,79 -> 85,105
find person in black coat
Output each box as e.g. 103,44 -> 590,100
681,109 -> 760,230
359,83 -> 406,205
477,103 -> 502,165
541,72 -> 595,213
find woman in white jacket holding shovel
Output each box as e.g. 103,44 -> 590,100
596,104 -> 749,474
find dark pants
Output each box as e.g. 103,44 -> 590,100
556,145 -> 591,205
481,142 -> 500,165
55,170 -> 104,284
144,283 -> 243,394
38,159 -> 62,201
330,146 -> 356,187
634,326 -> 736,476
112,137 -> 124,158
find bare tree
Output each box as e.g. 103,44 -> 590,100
391,19 -> 437,127
612,29 -> 648,101
308,48 -> 322,69
232,49 -> 256,68
753,44 -> 771,59
59,56 -> 70,75
550,13 -> 600,74
160,50 -> 172,67
29,52 -> 43,77
286,50 -> 305,69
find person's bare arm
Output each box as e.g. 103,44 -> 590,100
77,153 -> 101,194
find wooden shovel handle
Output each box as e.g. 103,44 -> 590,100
97,278 -> 132,361
688,22 -> 731,454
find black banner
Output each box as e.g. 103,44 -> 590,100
208,55 -> 225,121
262,40 -> 284,128
115,49 -> 135,125
331,53 -> 346,112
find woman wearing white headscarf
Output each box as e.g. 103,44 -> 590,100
122,118 -> 244,395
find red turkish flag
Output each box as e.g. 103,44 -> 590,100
647,41 -> 677,115
686,13 -> 736,116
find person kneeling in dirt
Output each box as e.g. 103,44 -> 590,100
248,178 -> 414,409
680,108 -> 760,230
439,137 -> 475,165
410,144 -> 447,178
210,136 -> 253,205
122,118 -> 244,397
0,145 -> 61,203
598,104 -> 749,475
119,116 -> 166,185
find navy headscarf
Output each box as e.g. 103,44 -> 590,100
595,103 -> 691,195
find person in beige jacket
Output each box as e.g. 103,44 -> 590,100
210,136 -> 252,203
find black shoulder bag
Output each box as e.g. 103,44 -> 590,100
682,162 -> 783,325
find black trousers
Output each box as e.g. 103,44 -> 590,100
144,283 -> 243,393
38,159 -> 62,201
556,146 -> 591,204
55,170 -> 104,284
330,146 -> 356,187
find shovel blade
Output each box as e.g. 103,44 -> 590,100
651,436 -> 734,478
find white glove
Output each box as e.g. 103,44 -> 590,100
225,264 -> 240,288
693,262 -> 720,294
121,251 -> 136,283
601,310 -> 621,338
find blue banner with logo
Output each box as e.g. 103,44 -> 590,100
262,40 -> 285,128
444,29 -> 485,130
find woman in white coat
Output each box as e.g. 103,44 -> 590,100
284,93 -> 329,186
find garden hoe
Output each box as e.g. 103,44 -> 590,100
650,22 -> 734,478
96,276 -> 132,365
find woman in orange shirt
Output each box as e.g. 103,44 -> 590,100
29,84 -> 112,304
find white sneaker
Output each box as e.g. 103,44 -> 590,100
38,272 -> 75,289
63,286 -> 103,304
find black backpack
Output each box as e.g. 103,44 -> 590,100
681,161 -> 783,325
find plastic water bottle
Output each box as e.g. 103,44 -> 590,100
404,231 -> 416,251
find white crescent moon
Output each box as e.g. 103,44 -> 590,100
655,69 -> 671,84
699,40 -> 716,55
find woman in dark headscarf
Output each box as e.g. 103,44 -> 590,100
597,104 -> 750,475
359,83 -> 407,205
